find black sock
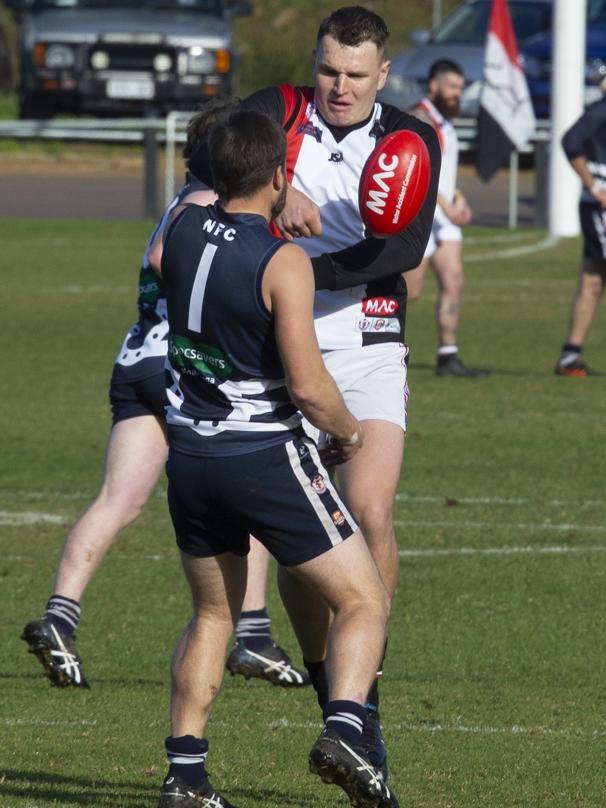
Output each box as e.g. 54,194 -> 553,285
44,595 -> 81,637
559,343 -> 582,366
165,735 -> 208,788
235,608 -> 272,651
323,700 -> 367,745
304,658 -> 329,710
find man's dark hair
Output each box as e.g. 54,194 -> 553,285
316,5 -> 389,53
428,59 -> 464,81
208,111 -> 286,202
184,96 -> 240,185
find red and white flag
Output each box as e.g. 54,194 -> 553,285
476,0 -> 536,181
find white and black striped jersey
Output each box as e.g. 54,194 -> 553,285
562,96 -> 606,204
111,173 -> 207,384
240,85 -> 441,349
162,203 -> 304,457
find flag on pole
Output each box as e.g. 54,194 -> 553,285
476,0 -> 536,181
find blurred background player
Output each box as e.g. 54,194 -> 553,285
554,79 -> 606,377
156,109 -> 396,808
407,59 -> 489,377
21,99 -> 307,690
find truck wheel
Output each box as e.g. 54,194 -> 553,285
19,93 -> 55,120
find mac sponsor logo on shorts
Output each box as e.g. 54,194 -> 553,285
311,474 -> 327,494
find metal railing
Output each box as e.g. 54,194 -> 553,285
0,114 -> 552,224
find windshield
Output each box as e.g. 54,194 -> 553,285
28,0 -> 222,10
433,1 -> 552,45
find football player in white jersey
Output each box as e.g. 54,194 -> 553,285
232,5 -> 441,780
407,59 -> 489,377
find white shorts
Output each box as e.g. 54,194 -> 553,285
304,342 -> 409,445
424,207 -> 462,259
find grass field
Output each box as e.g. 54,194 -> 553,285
1,220 -> 605,808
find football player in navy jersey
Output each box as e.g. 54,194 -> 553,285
21,98 -> 307,692
231,5 -> 441,778
156,110 -> 398,808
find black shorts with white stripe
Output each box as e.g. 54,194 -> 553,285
167,436 -> 357,566
580,202 -> 606,263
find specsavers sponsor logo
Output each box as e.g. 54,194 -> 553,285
168,334 -> 233,380
138,266 -> 163,306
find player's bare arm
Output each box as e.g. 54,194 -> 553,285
149,189 -> 218,275
262,242 -> 362,461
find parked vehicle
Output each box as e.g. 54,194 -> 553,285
521,0 -> 606,117
380,0 -> 606,119
5,0 -> 251,119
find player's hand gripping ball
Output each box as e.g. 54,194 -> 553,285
359,130 -> 431,238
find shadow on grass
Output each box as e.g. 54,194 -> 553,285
0,768 -> 156,807
0,770 -> 321,807
0,670 -> 165,688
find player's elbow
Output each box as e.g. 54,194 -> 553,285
287,380 -> 319,413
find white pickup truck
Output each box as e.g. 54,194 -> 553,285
6,0 -> 250,118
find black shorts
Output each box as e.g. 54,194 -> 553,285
580,202 -> 606,263
109,373 -> 167,425
167,436 -> 357,567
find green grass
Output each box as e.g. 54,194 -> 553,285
1,221 -> 605,807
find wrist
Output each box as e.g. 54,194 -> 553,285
339,430 -> 360,447
590,180 -> 603,196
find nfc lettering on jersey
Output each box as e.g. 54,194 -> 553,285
365,152 -> 400,216
362,297 -> 399,316
201,218 -> 237,241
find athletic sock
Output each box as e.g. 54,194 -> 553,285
559,343 -> 582,367
235,608 -> 272,651
44,595 -> 81,637
437,345 -> 458,364
165,735 -> 208,788
323,700 -> 367,745
304,658 -> 329,709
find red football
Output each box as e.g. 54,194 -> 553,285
359,130 -> 431,238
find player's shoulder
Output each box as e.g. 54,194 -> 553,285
379,101 -> 440,153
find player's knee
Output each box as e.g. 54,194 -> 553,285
356,500 -> 394,544
581,270 -> 604,297
98,485 -> 149,527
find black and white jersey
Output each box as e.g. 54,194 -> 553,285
111,173 -> 207,384
562,97 -> 606,204
241,85 -> 441,349
162,203 -> 304,457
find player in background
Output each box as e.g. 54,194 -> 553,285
554,80 -> 606,377
407,59 -> 490,377
156,109 -> 397,808
225,5 -> 441,779
21,99 -> 307,690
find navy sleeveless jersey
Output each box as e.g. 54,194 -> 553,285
111,173 -> 208,384
162,202 -> 304,457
